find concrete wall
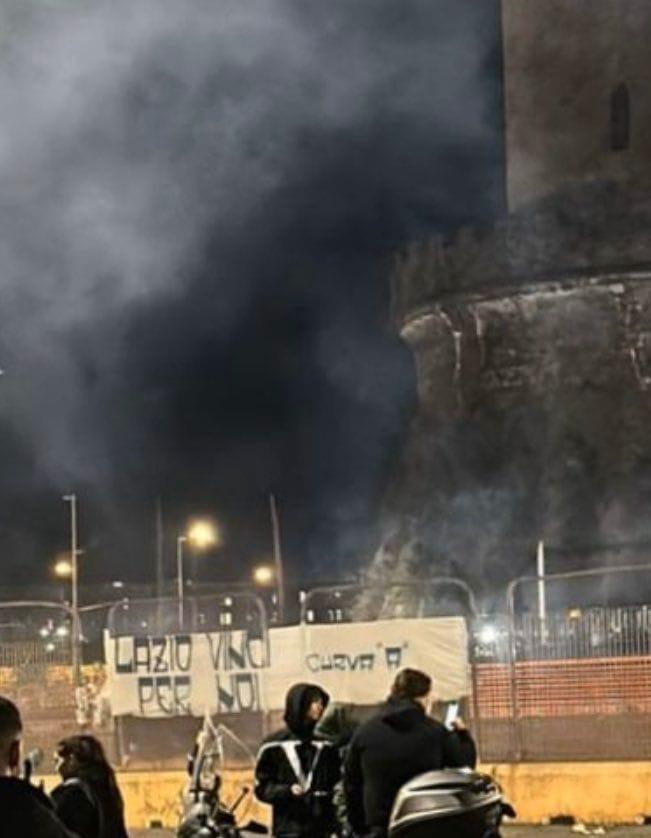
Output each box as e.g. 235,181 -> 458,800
488,762 -> 651,824
40,763 -> 651,828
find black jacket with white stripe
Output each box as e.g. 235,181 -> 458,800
255,684 -> 341,838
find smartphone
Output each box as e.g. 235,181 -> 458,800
444,701 -> 459,730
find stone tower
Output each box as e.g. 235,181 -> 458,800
380,1 -> 651,597
502,0 -> 651,210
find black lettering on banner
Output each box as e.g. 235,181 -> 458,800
385,646 -> 403,670
333,654 -> 346,670
359,653 -> 375,671
227,636 -> 246,670
137,676 -> 192,716
174,675 -> 192,713
152,637 -> 168,673
305,653 -> 319,673
175,635 -> 193,671
303,652 -> 376,672
115,638 -> 134,674
155,676 -> 174,714
207,632 -> 226,670
137,677 -> 155,714
216,673 -> 260,713
134,637 -> 151,672
246,633 -> 265,669
207,631 -> 264,671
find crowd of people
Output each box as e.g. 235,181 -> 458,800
0,666 -> 476,838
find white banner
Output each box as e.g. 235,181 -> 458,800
104,617 -> 469,718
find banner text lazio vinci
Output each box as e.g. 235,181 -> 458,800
108,630 -> 265,717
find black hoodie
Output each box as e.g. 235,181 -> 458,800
255,683 -> 341,837
0,777 -> 80,838
343,698 -> 477,836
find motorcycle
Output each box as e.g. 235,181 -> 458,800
177,714 -> 268,838
388,768 -> 515,838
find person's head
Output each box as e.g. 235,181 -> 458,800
283,683 -> 329,738
389,668 -> 432,710
54,735 -> 110,782
0,697 -> 22,776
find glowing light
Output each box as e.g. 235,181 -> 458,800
53,559 -> 73,579
187,520 -> 218,549
478,624 -> 499,645
253,565 -> 274,586
55,625 -> 69,638
39,626 -> 50,638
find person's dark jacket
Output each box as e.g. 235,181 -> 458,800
255,683 -> 341,838
0,776 -> 80,838
52,775 -> 129,838
343,698 -> 477,837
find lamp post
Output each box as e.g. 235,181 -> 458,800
269,494 -> 286,623
62,494 -> 80,685
176,534 -> 188,629
176,520 -> 218,630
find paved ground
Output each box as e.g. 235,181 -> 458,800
133,828 -> 651,837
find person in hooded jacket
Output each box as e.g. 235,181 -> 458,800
255,682 -> 341,838
0,696 -> 80,838
343,668 -> 476,838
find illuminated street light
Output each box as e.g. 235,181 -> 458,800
478,624 -> 499,645
53,558 -> 73,579
253,564 -> 274,586
188,520 -> 218,550
177,519 -> 219,628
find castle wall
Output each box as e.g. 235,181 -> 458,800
502,0 -> 651,209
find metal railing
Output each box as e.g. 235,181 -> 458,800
300,578 -> 478,624
472,564 -> 651,762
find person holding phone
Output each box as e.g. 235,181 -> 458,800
343,668 -> 476,838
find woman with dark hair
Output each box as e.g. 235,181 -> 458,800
52,734 -> 129,838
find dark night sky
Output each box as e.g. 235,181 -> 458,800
0,0 -> 503,588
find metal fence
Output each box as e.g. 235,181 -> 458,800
0,601 -> 83,772
301,578 -> 478,624
472,564 -> 651,762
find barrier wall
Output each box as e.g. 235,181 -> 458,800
41,763 -> 651,828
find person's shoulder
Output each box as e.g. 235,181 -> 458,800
0,779 -> 76,837
261,726 -> 293,744
52,777 -> 94,799
349,709 -> 385,742
424,716 -> 449,735
257,727 -> 294,755
0,776 -> 53,808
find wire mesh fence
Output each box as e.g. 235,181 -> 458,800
471,565 -> 651,762
0,602 -> 81,772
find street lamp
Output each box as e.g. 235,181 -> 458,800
253,564 -> 275,586
53,558 -> 73,579
177,519 -> 218,629
62,494 -> 80,686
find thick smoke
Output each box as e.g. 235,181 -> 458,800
0,0 -> 501,583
